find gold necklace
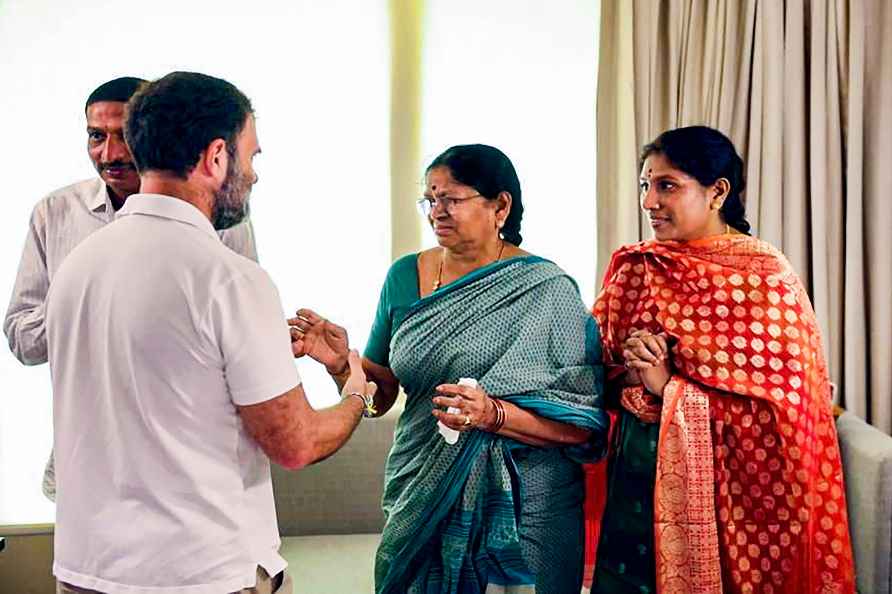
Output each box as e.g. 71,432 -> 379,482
432,240 -> 505,292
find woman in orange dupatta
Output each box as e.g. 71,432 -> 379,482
590,126 -> 855,594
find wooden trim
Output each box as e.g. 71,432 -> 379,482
0,523 -> 54,536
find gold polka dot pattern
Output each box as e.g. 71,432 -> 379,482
593,236 -> 855,594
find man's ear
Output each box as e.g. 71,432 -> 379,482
199,138 -> 228,185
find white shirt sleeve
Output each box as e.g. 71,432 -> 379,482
3,201 -> 50,365
207,267 -> 300,406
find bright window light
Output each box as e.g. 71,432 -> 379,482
0,0 -> 390,525
0,0 -> 600,528
420,0 -> 600,305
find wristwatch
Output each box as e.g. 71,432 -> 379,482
345,391 -> 377,418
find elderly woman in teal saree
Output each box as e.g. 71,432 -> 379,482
291,144 -> 608,593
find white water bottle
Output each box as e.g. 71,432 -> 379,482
438,377 -> 478,445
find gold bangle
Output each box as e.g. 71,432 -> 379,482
490,398 -> 506,433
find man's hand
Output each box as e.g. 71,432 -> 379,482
288,308 -> 349,374
622,329 -> 672,397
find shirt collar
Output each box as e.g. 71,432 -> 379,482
88,178 -> 115,214
118,194 -> 220,241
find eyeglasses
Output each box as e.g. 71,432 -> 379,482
416,194 -> 483,217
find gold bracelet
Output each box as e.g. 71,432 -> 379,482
489,398 -> 506,433
345,391 -> 377,418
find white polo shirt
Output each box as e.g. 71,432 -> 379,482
45,194 -> 300,594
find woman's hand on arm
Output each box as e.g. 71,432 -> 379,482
238,350 -> 371,470
289,307 -> 403,417
432,383 -> 591,447
362,357 -> 401,417
333,353 -> 401,418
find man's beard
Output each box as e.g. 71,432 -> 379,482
211,156 -> 252,231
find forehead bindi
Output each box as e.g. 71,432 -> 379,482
426,167 -> 461,194
641,156 -> 691,182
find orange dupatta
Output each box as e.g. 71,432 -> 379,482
593,235 -> 855,594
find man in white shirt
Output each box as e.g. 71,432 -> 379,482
45,71 -> 374,594
3,77 -> 258,501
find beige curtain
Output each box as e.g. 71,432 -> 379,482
597,0 -> 892,433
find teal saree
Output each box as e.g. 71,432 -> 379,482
374,256 -> 608,594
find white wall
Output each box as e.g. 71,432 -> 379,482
421,0 -> 600,305
0,0 -> 600,526
0,0 -> 391,525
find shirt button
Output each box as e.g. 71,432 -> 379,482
633,501 -> 643,514
637,543 -> 647,556
640,586 -> 651,594
618,563 -> 626,574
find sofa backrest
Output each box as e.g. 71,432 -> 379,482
837,411 -> 892,594
271,407 -> 892,593
272,409 -> 398,536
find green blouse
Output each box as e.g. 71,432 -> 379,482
364,253 -> 421,367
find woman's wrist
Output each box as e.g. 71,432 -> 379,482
326,358 -> 350,378
491,398 -> 506,432
640,363 -> 672,398
480,396 -> 506,433
644,376 -> 670,398
328,359 -> 351,392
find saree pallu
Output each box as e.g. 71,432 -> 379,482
375,256 -> 609,594
592,235 -> 855,594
